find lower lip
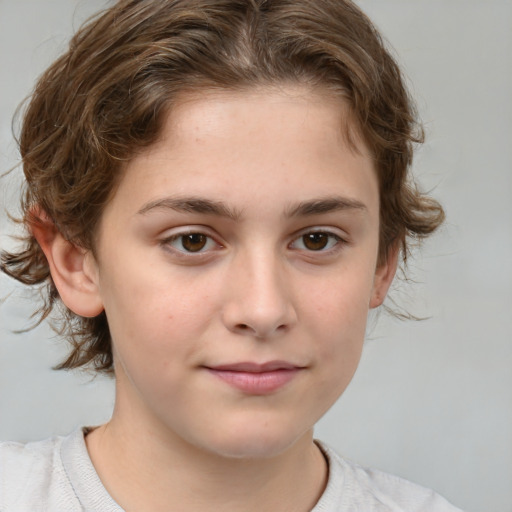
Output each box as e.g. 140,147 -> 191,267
207,368 -> 299,394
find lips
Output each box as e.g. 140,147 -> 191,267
205,361 -> 303,394
210,361 -> 298,372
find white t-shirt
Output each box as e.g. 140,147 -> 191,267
0,429 -> 464,511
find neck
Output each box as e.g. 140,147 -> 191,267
86,405 -> 327,512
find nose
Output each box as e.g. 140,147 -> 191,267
221,250 -> 297,339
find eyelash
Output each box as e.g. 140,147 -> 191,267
289,231 -> 344,253
160,230 -> 221,255
159,228 -> 347,257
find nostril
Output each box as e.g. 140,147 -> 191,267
233,322 -> 289,337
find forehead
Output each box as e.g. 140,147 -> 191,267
105,86 -> 378,220
162,85 -> 365,158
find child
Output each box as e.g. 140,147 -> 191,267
0,0 -> 464,510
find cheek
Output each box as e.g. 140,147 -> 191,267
99,259 -> 218,368
303,262 -> 375,370
300,288 -> 368,421
306,263 -> 375,331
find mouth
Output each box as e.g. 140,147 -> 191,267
204,361 -> 304,394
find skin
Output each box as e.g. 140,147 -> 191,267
34,86 -> 397,512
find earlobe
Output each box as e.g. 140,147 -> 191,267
30,211 -> 104,318
369,244 -> 400,309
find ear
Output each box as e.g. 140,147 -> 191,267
30,211 -> 104,318
369,243 -> 400,309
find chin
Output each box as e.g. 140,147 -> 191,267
197,423 -> 313,460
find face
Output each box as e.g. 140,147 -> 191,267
90,86 -> 394,459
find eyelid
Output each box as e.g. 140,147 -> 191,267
291,225 -> 349,240
159,226 -> 224,255
288,226 -> 349,252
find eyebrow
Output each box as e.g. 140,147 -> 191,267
284,196 -> 367,217
137,196 -> 242,220
137,194 -> 367,220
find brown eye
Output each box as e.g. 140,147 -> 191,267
181,233 -> 208,252
290,231 -> 342,252
302,233 -> 330,251
163,231 -> 219,256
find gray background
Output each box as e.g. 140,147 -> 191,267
1,1 -> 511,511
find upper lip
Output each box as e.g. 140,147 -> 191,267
206,361 -> 302,373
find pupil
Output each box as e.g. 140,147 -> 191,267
303,233 -> 328,250
182,234 -> 207,252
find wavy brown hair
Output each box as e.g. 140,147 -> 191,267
1,0 -> 444,373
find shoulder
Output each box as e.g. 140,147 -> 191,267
0,432 -> 82,511
0,435 -> 64,491
313,441 -> 465,512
